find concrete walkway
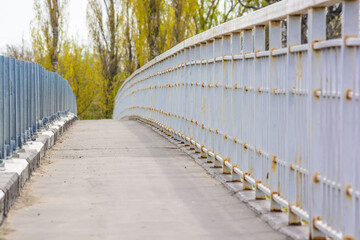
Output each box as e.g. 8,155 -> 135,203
0,120 -> 287,240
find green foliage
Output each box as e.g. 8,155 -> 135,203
29,0 -> 280,119
58,40 -> 105,119
31,0 -> 68,72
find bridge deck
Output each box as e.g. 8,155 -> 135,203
0,120 -> 287,240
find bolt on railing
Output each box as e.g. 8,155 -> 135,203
0,56 -> 77,170
114,0 -> 360,239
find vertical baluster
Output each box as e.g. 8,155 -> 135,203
24,62 -> 29,142
19,61 -> 24,147
254,25 -> 266,199
307,6 -> 326,239
213,37 -> 222,168
286,14 -> 302,225
242,29 -> 253,190
269,20 -> 282,211
222,34 -> 232,174
194,43 -> 201,154
199,42 -> 207,158
206,39 -> 214,163
4,58 -> 10,157
0,57 -> 5,169
231,32 -> 241,182
189,45 -> 195,150
180,49 -> 186,144
341,0 -> 359,238
15,60 -> 21,152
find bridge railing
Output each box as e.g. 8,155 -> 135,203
0,56 -> 77,169
113,0 -> 360,239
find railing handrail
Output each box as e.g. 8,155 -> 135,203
118,0 -> 341,94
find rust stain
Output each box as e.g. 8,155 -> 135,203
271,155 -> 277,172
313,89 -> 321,100
289,163 -> 295,171
244,85 -> 248,92
288,204 -> 302,225
346,89 -> 353,101
257,147 -> 262,156
243,173 -> 252,190
298,171 -> 302,186
343,236 -> 355,240
313,172 -> 320,183
346,185 -> 353,199
232,164 -> 237,171
201,97 -> 206,114
298,52 -> 303,80
270,191 -> 282,212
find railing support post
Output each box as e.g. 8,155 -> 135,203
286,14 -> 302,225
308,6 -> 326,240
269,20 -> 282,212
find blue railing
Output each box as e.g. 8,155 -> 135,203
0,56 -> 77,168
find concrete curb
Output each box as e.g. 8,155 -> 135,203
137,119 -> 309,240
0,113 -> 77,225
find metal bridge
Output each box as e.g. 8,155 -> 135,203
113,0 -> 360,239
1,0 -> 360,239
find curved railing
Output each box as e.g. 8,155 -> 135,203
113,0 -> 360,239
0,56 -> 77,169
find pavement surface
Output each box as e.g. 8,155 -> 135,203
0,120 -> 288,240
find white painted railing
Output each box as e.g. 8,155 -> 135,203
113,0 -> 360,239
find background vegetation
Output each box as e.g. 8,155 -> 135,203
3,0 -> 341,119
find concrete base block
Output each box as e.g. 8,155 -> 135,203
41,131 -> 55,148
23,141 -> 44,155
4,159 -> 30,189
0,172 -> 19,216
18,150 -> 40,173
0,191 -> 4,224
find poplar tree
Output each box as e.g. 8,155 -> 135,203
31,0 -> 68,72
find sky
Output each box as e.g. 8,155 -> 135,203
0,0 -> 89,53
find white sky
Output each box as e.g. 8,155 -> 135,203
0,0 -> 89,53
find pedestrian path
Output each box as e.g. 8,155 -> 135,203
0,120 -> 287,240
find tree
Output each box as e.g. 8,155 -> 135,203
4,38 -> 33,61
326,4 -> 342,40
122,0 -> 136,73
31,0 -> 68,72
87,0 -> 122,118
170,0 -> 197,44
193,0 -> 221,34
132,0 -> 174,65
58,40 -> 104,119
